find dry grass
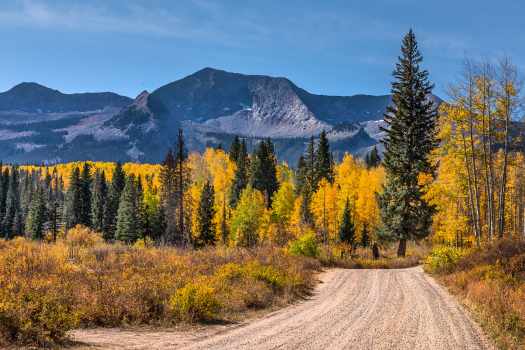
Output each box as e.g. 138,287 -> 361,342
427,239 -> 525,350
0,227 -> 320,347
317,241 -> 429,269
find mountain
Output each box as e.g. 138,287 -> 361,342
0,82 -> 132,113
0,68 -> 415,165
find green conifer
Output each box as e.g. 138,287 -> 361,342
26,185 -> 47,240
91,170 -> 108,233
103,162 -> 126,240
378,30 -> 438,257
316,130 -> 334,183
64,167 -> 82,229
230,139 -> 249,207
250,138 -> 278,207
339,198 -> 355,246
115,175 -> 139,243
79,163 -> 92,227
195,181 -> 216,248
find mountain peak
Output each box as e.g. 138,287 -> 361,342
132,90 -> 150,110
8,82 -> 60,95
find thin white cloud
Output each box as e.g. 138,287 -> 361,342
0,0 -> 236,43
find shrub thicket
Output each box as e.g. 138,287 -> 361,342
426,240 -> 525,349
0,233 -> 319,346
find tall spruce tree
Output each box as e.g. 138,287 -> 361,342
378,30 -> 438,257
91,170 -> 108,233
160,148 -> 177,244
230,138 -> 249,207
175,128 -> 191,246
115,175 -> 139,243
250,138 -> 278,207
0,166 -> 8,230
305,136 -> 318,190
316,130 -> 334,183
3,167 -> 22,238
103,162 -> 126,240
135,176 -> 146,238
195,181 -> 216,248
64,167 -> 82,229
79,163 -> 92,227
295,155 -> 307,196
339,198 -> 355,246
26,185 -> 47,240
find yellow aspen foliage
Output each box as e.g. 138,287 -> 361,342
335,154 -> 363,208
188,149 -> 236,243
271,181 -> 296,226
289,196 -> 306,238
230,187 -> 266,247
310,178 -> 340,242
354,167 -> 384,239
268,181 -> 296,244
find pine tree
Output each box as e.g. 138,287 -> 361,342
230,139 -> 249,207
0,166 -> 8,231
3,167 -> 22,238
175,129 -> 191,246
378,30 -> 438,257
250,138 -> 278,207
295,155 -> 307,196
116,175 -> 139,243
305,136 -> 318,190
195,181 -> 216,248
316,130 -> 334,183
103,162 -> 126,240
339,198 -> 355,246
135,176 -> 146,238
64,167 -> 82,229
48,169 -> 63,241
160,148 -> 177,244
79,163 -> 92,227
26,185 -> 47,240
91,170 -> 108,233
229,135 -> 241,162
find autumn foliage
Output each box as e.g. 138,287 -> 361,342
0,229 -> 318,346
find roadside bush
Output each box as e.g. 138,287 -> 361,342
288,232 -> 319,258
0,239 -> 80,346
0,238 -> 316,346
424,246 -> 465,274
169,280 -> 221,322
431,239 -> 525,349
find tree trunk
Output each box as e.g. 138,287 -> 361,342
372,243 -> 380,260
397,238 -> 407,257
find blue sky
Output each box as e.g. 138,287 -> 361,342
2,0 -> 524,98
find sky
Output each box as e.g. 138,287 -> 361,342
2,0 -> 525,98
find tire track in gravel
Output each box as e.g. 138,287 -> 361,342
71,266 -> 494,350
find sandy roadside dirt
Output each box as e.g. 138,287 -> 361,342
70,266 -> 494,350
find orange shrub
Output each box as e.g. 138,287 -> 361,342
0,239 -> 318,346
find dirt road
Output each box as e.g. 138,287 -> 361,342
71,267 -> 494,350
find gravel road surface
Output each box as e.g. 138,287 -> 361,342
71,266 -> 494,350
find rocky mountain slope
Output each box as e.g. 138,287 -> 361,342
0,68 -> 401,165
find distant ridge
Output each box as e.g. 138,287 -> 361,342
0,67 -> 438,164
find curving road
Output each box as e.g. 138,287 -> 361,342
72,267 -> 494,350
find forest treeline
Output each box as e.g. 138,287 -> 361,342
0,130 -> 384,251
